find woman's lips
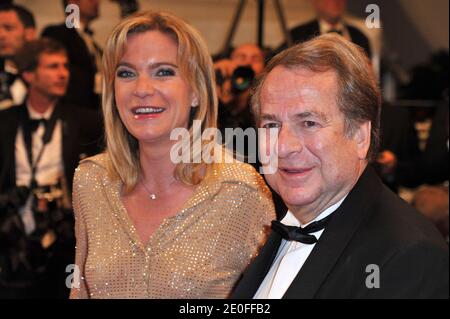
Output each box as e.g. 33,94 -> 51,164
131,106 -> 166,120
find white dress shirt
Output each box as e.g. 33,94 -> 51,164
15,103 -> 63,234
0,60 -> 27,110
254,196 -> 347,299
318,19 -> 352,42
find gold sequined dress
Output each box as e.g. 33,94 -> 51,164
70,154 -> 275,298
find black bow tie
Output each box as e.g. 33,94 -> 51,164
29,118 -> 48,132
271,213 -> 335,244
327,29 -> 343,36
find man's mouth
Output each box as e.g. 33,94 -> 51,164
279,167 -> 313,176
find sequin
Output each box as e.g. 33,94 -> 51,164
70,153 -> 274,298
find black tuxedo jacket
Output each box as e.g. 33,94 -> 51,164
42,24 -> 101,110
231,166 -> 449,299
278,19 -> 372,58
0,101 -> 103,194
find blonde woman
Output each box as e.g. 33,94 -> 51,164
70,11 -> 275,299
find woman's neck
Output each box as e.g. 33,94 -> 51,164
138,140 -> 180,193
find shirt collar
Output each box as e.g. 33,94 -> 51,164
27,101 -> 55,120
319,18 -> 346,34
281,194 -> 348,227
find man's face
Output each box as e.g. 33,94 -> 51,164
71,0 -> 99,22
24,53 -> 70,98
259,66 -> 369,220
0,10 -> 28,58
231,44 -> 265,75
313,0 -> 347,24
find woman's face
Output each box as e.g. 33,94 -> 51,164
114,30 -> 197,144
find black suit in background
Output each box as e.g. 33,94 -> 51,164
0,101 -> 102,298
421,102 -> 449,185
42,24 -> 101,110
278,19 -> 372,59
231,166 -> 448,299
0,101 -> 102,194
377,103 -> 422,190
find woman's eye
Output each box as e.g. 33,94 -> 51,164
156,68 -> 175,77
116,69 -> 135,78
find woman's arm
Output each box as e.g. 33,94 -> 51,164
69,167 -> 90,299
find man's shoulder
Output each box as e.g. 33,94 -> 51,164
290,19 -> 320,41
41,23 -> 78,45
366,182 -> 447,249
0,105 -> 22,127
42,23 -> 70,35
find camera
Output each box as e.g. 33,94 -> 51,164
215,65 -> 255,94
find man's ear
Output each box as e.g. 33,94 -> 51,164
24,27 -> 36,41
22,71 -> 35,86
355,121 -> 371,160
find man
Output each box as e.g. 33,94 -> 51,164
278,0 -> 371,58
0,38 -> 101,298
215,43 -> 265,130
42,0 -> 101,109
232,34 -> 448,299
0,3 -> 36,110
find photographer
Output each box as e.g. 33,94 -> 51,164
215,43 -> 265,132
0,38 -> 102,298
214,44 -> 288,218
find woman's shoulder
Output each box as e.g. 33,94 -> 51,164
211,160 -> 267,192
74,153 -> 110,185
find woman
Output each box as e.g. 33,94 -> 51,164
70,11 -> 275,298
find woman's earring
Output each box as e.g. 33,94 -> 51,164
191,98 -> 199,107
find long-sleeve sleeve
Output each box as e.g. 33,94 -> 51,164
69,167 -> 90,299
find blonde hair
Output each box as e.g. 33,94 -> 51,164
102,11 -> 219,192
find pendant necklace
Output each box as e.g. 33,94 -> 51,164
141,180 -> 157,200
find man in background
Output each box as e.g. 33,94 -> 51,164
42,0 -> 102,110
278,0 -> 371,58
0,3 -> 35,110
0,38 -> 101,298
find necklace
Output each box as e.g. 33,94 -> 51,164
141,180 -> 157,200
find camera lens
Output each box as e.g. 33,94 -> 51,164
231,66 -> 255,93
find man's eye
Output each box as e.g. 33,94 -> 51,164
116,70 -> 135,78
262,123 -> 280,129
156,68 -> 175,77
303,121 -> 318,128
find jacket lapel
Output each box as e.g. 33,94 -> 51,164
283,166 -> 382,298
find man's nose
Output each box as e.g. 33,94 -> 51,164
277,124 -> 303,159
59,65 -> 69,79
